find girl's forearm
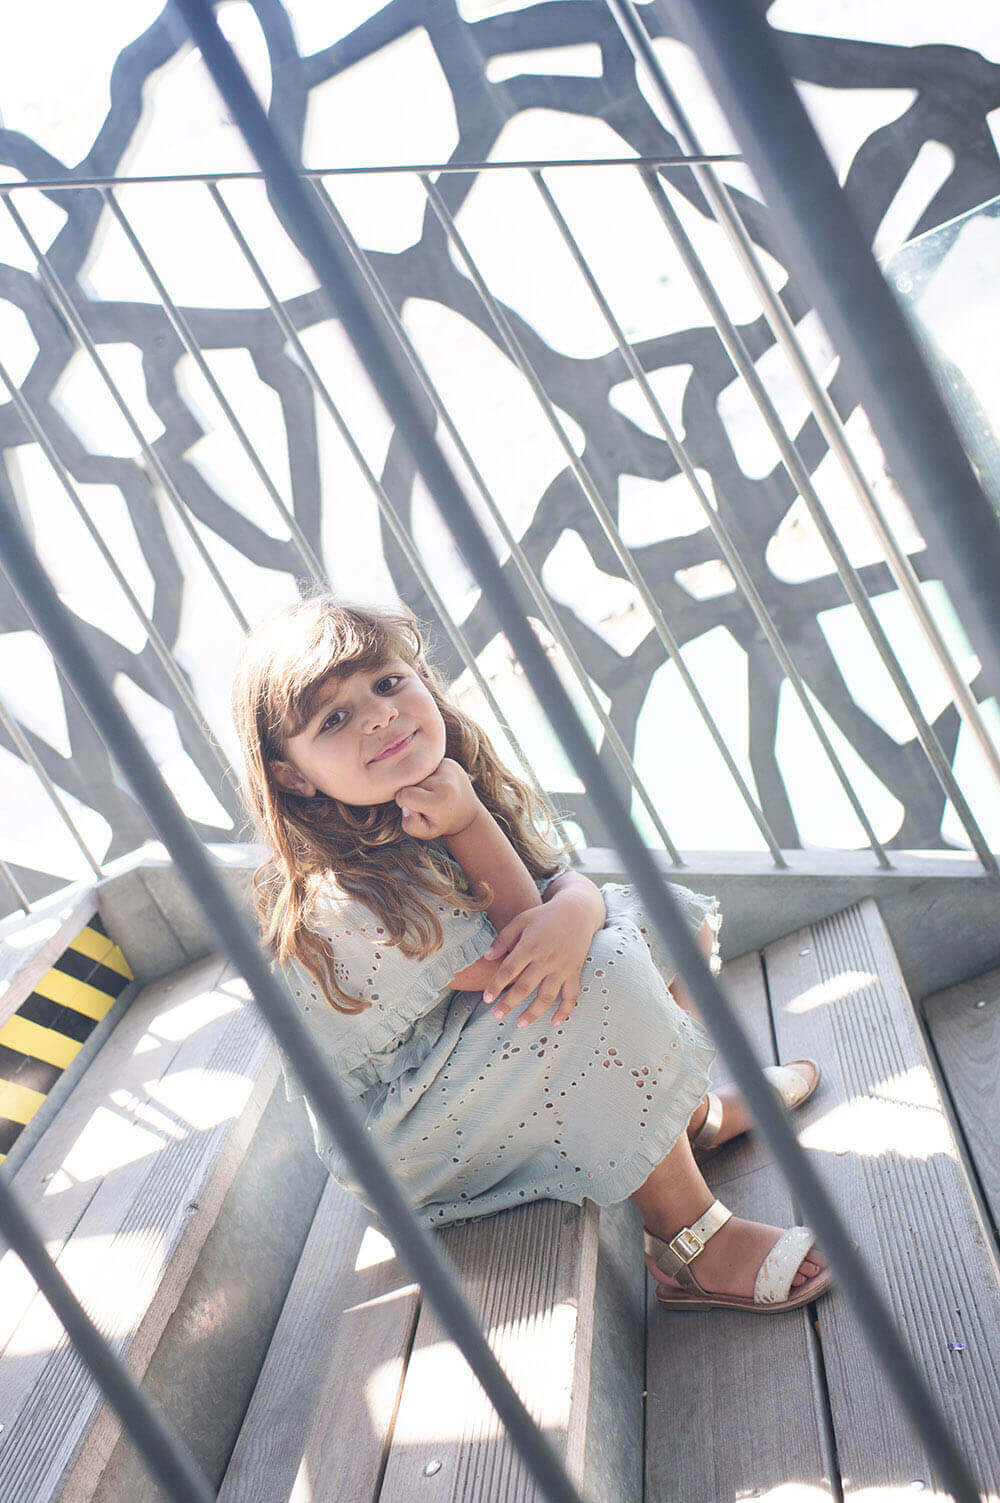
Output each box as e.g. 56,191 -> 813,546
445,805 -> 541,931
448,860 -> 605,994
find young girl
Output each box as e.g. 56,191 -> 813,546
232,596 -> 830,1313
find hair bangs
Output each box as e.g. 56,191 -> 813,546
275,606 -> 423,744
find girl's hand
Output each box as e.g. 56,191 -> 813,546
480,891 -> 604,1028
395,757 -> 480,841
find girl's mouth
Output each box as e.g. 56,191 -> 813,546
370,731 -> 416,763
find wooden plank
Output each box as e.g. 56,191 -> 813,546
645,949 -> 833,1502
766,900 -> 1000,1499
219,1180 -> 421,1503
378,1198 -> 602,1502
0,955 -> 278,1501
923,964 -> 1000,1238
578,1198 -> 645,1503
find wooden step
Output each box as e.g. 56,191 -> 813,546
646,899 -> 1000,1501
923,963 -> 1000,1253
222,1188 -> 645,1501
645,948 -> 832,1502
768,901 -> 1000,1497
0,954 -> 279,1501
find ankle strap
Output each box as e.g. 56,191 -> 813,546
644,1200 -> 733,1290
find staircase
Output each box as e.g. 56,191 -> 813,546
1,895 -> 999,1501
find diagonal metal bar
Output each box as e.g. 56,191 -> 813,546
307,176 -> 666,858
1,194 -> 250,632
641,169 -> 999,873
205,179 -> 578,859
422,174 -> 697,862
612,26 -> 1000,800
102,185 -> 329,590
413,171 -> 785,865
172,4 -> 982,1500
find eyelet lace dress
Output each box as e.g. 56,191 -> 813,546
276,847 -> 721,1230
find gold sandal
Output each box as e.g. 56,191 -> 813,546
691,1060 -> 822,1161
646,1199 -> 833,1313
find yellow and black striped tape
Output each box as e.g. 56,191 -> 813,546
0,913 -> 133,1164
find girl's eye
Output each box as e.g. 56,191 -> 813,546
321,675 -> 400,732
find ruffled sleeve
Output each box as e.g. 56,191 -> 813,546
274,871 -> 495,1107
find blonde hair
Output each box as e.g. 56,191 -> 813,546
232,595 -> 568,1013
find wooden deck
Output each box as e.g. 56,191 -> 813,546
2,898 -> 999,1500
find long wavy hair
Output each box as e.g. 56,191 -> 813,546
232,595 -> 569,1014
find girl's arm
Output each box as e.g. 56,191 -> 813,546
448,817 -> 604,991
444,804 -> 542,931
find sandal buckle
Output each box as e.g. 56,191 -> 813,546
669,1226 -> 704,1264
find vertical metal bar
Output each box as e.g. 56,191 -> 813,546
612,3 -> 1000,799
640,169 -> 997,872
0,1149 -> 214,1501
169,11 -> 983,1497
2,194 -> 250,632
308,191 -> 690,866
0,356 -> 239,795
644,0 -> 1000,793
0,689 -> 103,878
205,182 -> 582,857
0,487 -> 585,1503
102,185 -> 329,590
424,170 -> 756,865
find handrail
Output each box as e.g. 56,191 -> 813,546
0,155 -> 742,193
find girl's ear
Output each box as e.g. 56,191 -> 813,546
269,759 -> 316,797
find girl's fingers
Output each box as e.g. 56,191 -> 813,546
515,984 -> 562,1029
551,984 -> 579,1025
483,948 -> 535,1006
489,963 -> 546,1019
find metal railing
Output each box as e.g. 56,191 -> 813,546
2,153 -> 998,900
0,1 -> 995,1499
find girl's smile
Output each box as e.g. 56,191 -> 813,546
269,659 -> 446,806
368,730 -> 417,763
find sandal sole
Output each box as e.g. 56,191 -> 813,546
693,1061 -> 822,1162
654,1264 -> 832,1313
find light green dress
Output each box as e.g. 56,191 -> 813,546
277,845 -> 721,1230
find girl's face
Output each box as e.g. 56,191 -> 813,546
269,656 -> 447,807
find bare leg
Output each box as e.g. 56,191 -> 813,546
670,921 -> 818,1150
632,1107 -> 824,1296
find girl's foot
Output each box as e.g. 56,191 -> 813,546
686,1060 -> 819,1152
645,1213 -> 825,1297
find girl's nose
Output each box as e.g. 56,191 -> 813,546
363,700 -> 397,734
